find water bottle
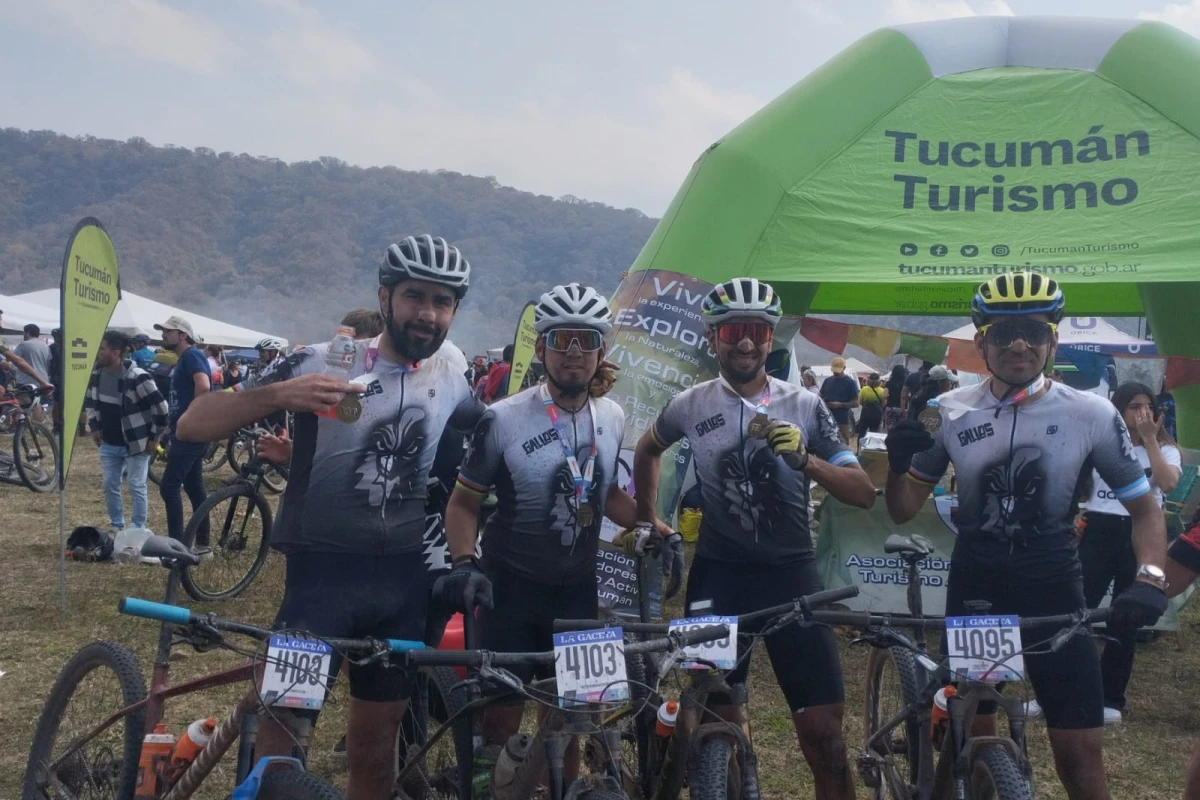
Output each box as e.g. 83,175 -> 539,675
135,723 -> 176,797
165,717 -> 216,782
930,684 -> 957,745
656,700 -> 680,737
315,326 -> 357,419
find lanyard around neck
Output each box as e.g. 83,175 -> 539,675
363,335 -> 420,374
539,383 -> 597,501
718,375 -> 771,415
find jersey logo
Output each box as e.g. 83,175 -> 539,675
694,413 -> 726,438
956,423 -> 995,447
522,429 -> 559,456
1046,425 -> 1059,435
981,446 -> 1046,539
547,448 -> 605,550
361,379 -> 384,399
718,444 -> 779,534
354,407 -> 427,509
428,389 -> 436,398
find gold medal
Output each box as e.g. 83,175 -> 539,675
335,394 -> 363,424
577,503 -> 595,528
747,412 -> 771,439
918,406 -> 942,434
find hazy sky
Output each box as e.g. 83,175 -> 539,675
1,0 -> 1196,215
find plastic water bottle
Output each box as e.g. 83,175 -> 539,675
135,723 -> 176,797
165,717 -> 216,782
930,685 -> 957,744
315,325 -> 357,419
656,700 -> 680,737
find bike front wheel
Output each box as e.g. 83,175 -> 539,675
255,768 -> 344,800
692,736 -> 742,800
968,747 -> 1033,800
180,482 -> 273,601
14,419 -> 58,492
398,665 -> 471,800
22,641 -> 147,800
201,438 -> 227,473
864,645 -> 921,799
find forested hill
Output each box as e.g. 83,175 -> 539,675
0,129 -> 656,353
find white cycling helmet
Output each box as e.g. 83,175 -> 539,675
534,283 -> 613,335
256,337 -> 285,351
381,235 -> 470,298
702,277 -> 783,328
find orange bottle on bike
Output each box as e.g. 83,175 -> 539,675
930,685 -> 956,740
656,700 -> 680,737
165,717 -> 216,781
135,723 -> 176,796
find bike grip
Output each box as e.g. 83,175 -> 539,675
119,597 -> 193,625
386,639 -> 427,653
675,624 -> 730,647
1086,607 -> 1113,624
804,586 -> 860,607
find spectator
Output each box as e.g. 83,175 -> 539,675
154,315 -> 212,556
13,323 -> 52,388
901,360 -> 934,414
223,359 -> 246,388
48,328 -> 64,435
857,372 -> 887,439
907,365 -> 955,420
883,365 -> 907,432
130,334 -> 156,369
204,345 -> 223,386
85,330 -> 168,533
801,368 -> 820,394
820,356 -> 860,443
340,308 -> 385,339
469,354 -> 488,387
1077,382 -> 1181,726
483,344 -> 514,404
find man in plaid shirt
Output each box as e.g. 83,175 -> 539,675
85,330 -> 168,532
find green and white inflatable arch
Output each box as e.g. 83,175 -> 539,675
626,16 -> 1200,444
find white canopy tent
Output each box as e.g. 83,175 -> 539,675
0,293 -> 60,333
4,288 -> 287,349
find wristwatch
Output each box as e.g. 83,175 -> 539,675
1135,564 -> 1168,590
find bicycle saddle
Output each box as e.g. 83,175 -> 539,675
883,534 -> 935,556
140,536 -> 201,566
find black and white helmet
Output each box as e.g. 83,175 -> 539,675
381,235 -> 471,298
256,336 -> 285,351
702,278 -> 782,328
535,283 -> 613,335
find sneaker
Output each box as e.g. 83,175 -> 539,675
1023,700 -> 1044,719
1103,707 -> 1123,725
191,545 -> 213,562
331,734 -> 346,761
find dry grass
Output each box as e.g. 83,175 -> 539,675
2,441 -> 1198,798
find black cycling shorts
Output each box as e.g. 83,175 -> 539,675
479,559 -> 599,684
684,555 -> 844,712
273,551 -> 433,707
943,555 -> 1102,730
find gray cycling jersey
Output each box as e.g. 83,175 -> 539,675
653,377 -> 857,565
246,338 -> 480,555
909,380 -> 1148,578
458,387 -> 626,584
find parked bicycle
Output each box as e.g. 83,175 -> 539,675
225,421 -> 288,494
146,432 -> 226,487
0,384 -> 58,492
178,427 -> 286,601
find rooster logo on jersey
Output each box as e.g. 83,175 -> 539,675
980,446 -> 1046,538
546,448 -> 604,551
356,407 -> 427,514
718,444 -> 778,534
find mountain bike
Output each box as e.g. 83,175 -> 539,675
21,535 -> 342,800
818,533 -> 1112,800
178,428 -> 285,601
226,422 -> 289,494
554,585 -> 862,800
0,384 -> 58,492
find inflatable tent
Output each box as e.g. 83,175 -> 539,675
617,16 -> 1200,445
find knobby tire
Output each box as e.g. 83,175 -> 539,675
969,747 -> 1033,800
254,768 -> 344,800
864,645 -> 922,800
180,482 -> 273,601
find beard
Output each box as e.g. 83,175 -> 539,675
388,318 -> 446,362
546,369 -> 590,399
719,351 -> 764,385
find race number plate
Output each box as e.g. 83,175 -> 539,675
668,615 -> 738,670
553,627 -> 629,705
260,635 -> 333,710
945,616 -> 1024,683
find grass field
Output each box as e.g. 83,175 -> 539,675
2,441 -> 1198,798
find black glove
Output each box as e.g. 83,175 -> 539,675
661,532 -> 685,600
1110,581 -> 1167,632
435,559 -> 495,615
885,420 -> 934,474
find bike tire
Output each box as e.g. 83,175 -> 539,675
254,768 -> 344,800
692,736 -> 739,800
14,419 -> 58,493
201,438 -> 226,473
226,431 -> 250,474
864,645 -> 922,800
398,665 -> 471,800
576,790 -> 629,799
22,641 -> 147,800
968,747 -> 1033,800
180,482 -> 273,601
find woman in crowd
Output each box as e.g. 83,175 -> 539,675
1077,381 -> 1181,725
800,367 -> 819,394
883,364 -> 907,431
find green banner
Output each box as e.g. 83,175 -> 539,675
507,302 -> 537,394
59,218 -> 120,485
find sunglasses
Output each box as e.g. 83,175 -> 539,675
545,328 -> 603,352
715,322 -> 773,345
979,320 -> 1058,348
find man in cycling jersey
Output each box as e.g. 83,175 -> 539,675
633,278 -> 876,800
884,271 -> 1168,800
177,235 -> 480,800
441,283 -> 678,788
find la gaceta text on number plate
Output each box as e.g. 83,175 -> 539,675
668,616 -> 738,670
260,635 -> 333,710
552,627 -> 629,705
944,616 -> 1024,683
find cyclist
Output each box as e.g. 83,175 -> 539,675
884,271 -> 1168,800
633,277 -> 875,800
441,283 -> 677,790
255,336 -> 286,372
177,234 -> 480,800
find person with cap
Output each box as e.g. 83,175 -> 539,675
906,365 -> 956,421
820,356 -> 860,444
130,334 -> 156,370
857,372 -> 887,439
154,315 -> 213,556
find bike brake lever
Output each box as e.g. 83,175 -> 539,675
479,664 -> 525,692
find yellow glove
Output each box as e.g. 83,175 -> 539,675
765,421 -> 803,457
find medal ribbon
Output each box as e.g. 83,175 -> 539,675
363,334 -> 421,374
539,383 -> 597,506
718,376 -> 771,416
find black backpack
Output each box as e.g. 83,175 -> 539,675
65,526 -> 115,562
